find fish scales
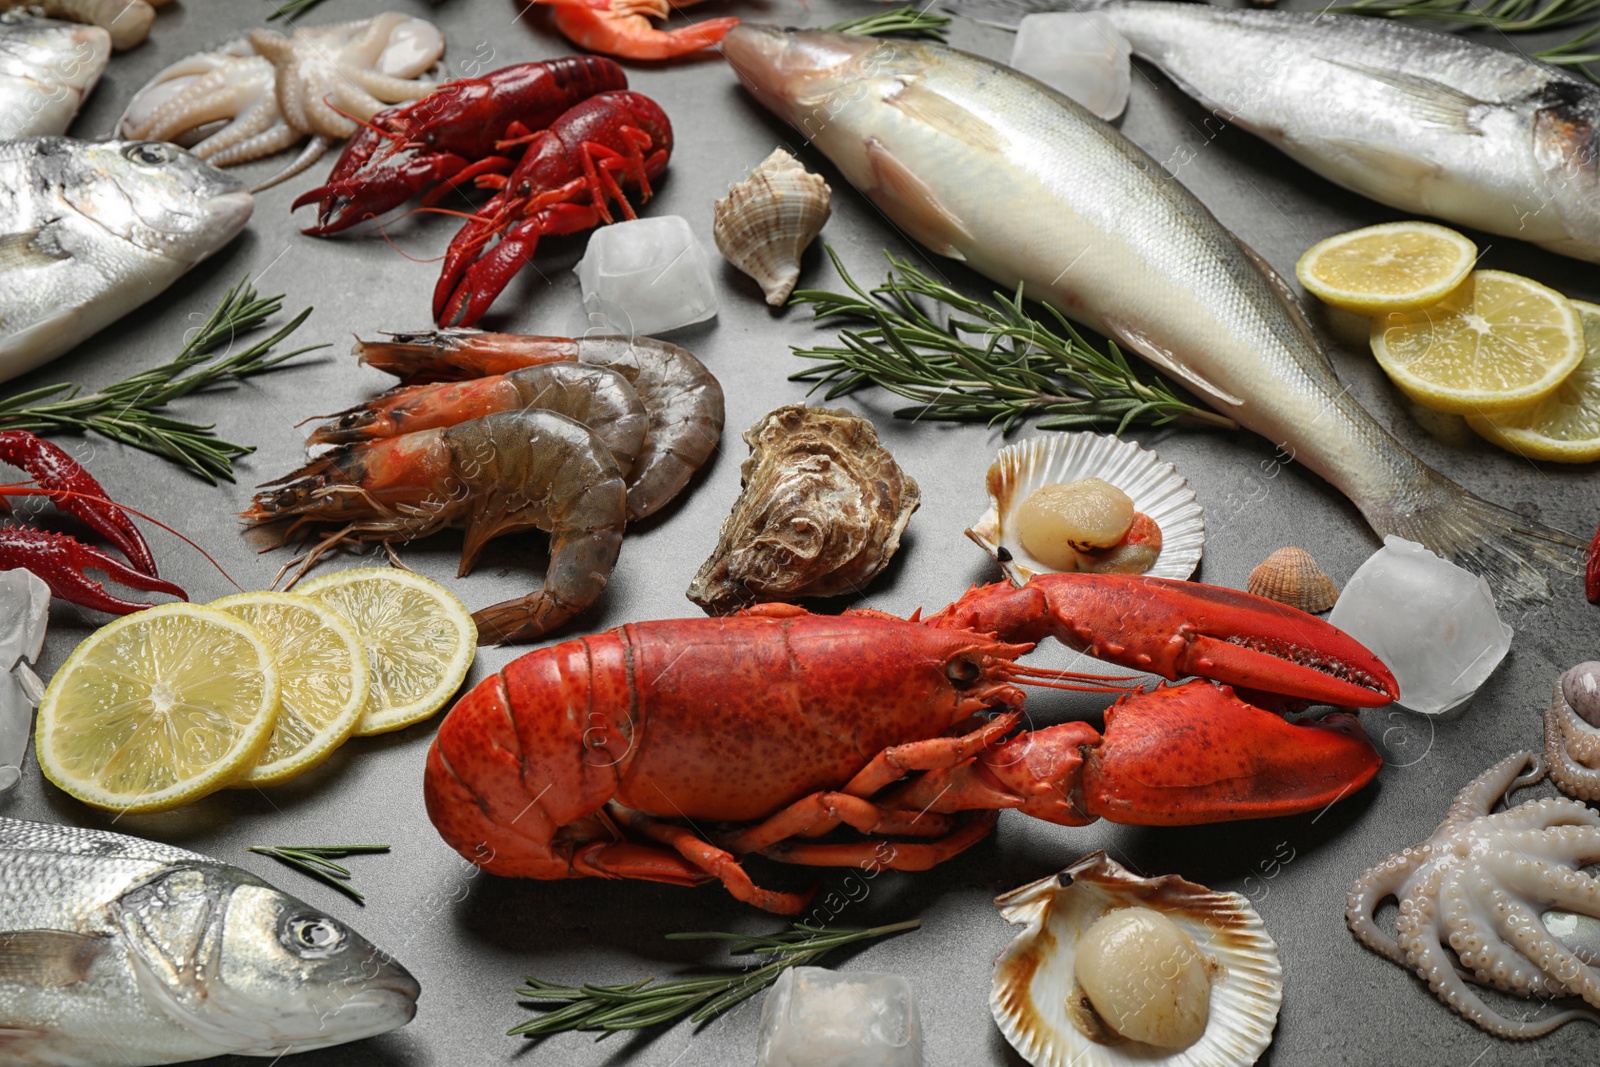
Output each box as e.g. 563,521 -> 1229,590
724,28 -> 1581,600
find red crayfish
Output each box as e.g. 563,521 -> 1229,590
0,431 -> 184,614
425,573 -> 1396,913
294,59 -> 673,329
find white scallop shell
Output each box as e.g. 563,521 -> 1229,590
992,851 -> 1282,1067
713,148 -> 831,306
966,434 -> 1204,583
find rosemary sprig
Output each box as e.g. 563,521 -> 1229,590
248,845 -> 390,904
0,279 -> 325,484
267,0 -> 331,20
1332,0 -> 1600,80
509,919 -> 920,1039
790,247 -> 1235,433
825,5 -> 953,39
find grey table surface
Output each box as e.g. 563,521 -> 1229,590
6,0 -> 1600,1064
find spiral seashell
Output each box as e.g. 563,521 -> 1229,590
1247,546 -> 1338,613
713,148 -> 831,306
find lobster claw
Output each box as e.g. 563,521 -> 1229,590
931,574 -> 1399,708
0,525 -> 186,616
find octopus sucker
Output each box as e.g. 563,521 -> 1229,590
1546,664 -> 1600,802
1346,751 -> 1600,1038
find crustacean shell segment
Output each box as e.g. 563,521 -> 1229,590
967,434 -> 1204,583
992,850 -> 1282,1067
1247,546 -> 1338,613
713,148 -> 831,306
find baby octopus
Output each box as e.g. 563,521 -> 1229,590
1346,751 -> 1600,1038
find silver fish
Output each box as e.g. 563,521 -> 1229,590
0,817 -> 419,1066
723,27 -> 1580,600
979,0 -> 1600,263
0,138 -> 253,384
0,15 -> 109,139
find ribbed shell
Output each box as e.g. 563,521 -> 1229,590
713,148 -> 831,306
1246,547 -> 1338,613
967,434 -> 1204,583
992,851 -> 1282,1067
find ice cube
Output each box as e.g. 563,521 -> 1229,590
755,967 -> 922,1067
0,568 -> 51,793
1010,13 -> 1132,121
1327,536 -> 1512,716
574,216 -> 718,336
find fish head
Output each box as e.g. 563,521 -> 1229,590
52,140 -> 253,267
0,14 -> 112,92
1530,82 -> 1600,254
724,25 -> 917,131
115,866 -> 419,1056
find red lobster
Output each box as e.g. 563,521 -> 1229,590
293,56 -> 629,236
425,574 -> 1396,913
432,89 -> 672,327
0,431 -> 185,614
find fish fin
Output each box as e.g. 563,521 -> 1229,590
1100,312 -> 1246,408
863,137 -> 974,261
0,230 -> 71,274
0,930 -> 109,988
1373,468 -> 1583,605
1233,237 -> 1338,376
886,81 -> 1009,153
1322,61 -> 1486,134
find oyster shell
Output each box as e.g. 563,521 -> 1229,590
1247,547 -> 1338,613
687,404 -> 918,614
713,148 -> 831,306
992,851 -> 1282,1067
967,434 -> 1204,584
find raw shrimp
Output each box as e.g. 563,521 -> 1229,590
305,362 -> 650,483
245,409 -> 627,644
356,329 -> 723,520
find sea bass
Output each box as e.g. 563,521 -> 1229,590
0,817 -> 419,1066
0,138 -> 252,384
723,27 -> 1579,600
0,14 -> 109,138
993,0 -> 1600,263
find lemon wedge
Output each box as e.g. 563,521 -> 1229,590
1297,221 -> 1477,314
1370,270 -> 1584,415
36,604 -> 279,813
298,568 -> 476,735
1467,301 -> 1600,463
211,591 -> 370,787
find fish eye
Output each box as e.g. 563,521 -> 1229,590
123,142 -> 178,166
281,914 -> 347,959
945,656 -> 982,688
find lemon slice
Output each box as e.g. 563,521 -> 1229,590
1297,221 -> 1477,314
1467,301 -> 1600,463
1370,270 -> 1584,415
298,568 -> 476,735
211,591 -> 370,786
36,604 -> 279,813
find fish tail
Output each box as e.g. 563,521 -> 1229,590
1370,468 -> 1582,606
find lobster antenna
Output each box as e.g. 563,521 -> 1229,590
1000,660 -> 1145,693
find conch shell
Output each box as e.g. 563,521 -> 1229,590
1247,546 -> 1338,613
713,148 -> 831,306
687,404 -> 918,614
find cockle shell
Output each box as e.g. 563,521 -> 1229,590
687,404 -> 918,614
713,148 -> 831,306
967,434 -> 1204,584
1246,546 -> 1338,613
992,851 -> 1282,1067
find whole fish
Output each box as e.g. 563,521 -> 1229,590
0,817 -> 419,1065
0,14 -> 109,138
0,138 -> 253,384
723,26 -> 1580,601
977,0 -> 1600,263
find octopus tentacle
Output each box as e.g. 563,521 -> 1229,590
1459,871 -> 1573,998
206,121 -> 300,168
1484,797 -> 1600,837
1546,684 -> 1600,802
1346,845 -> 1434,965
1443,751 -> 1540,827
1409,920 -> 1598,1039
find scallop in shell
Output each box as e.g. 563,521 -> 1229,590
992,851 -> 1282,1067
713,148 -> 831,306
967,434 -> 1204,583
1247,547 -> 1339,613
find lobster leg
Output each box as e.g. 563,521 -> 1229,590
931,574 -> 1399,707
608,805 -> 815,914
0,431 -> 159,576
434,204 -> 606,327
0,525 -> 186,616
761,811 -> 1000,870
